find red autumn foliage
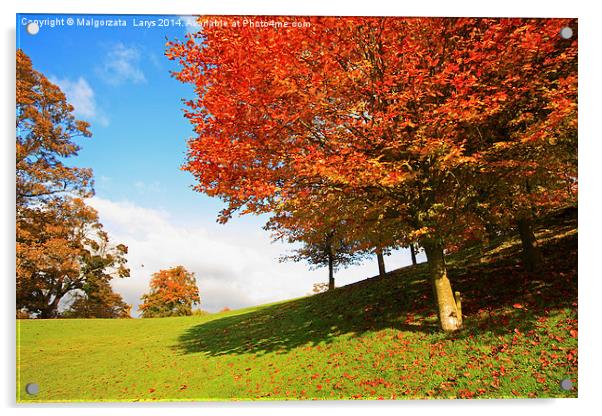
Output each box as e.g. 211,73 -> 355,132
168,17 -> 577,332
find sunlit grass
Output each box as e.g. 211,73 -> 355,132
17,211 -> 577,402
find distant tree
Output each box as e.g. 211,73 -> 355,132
139,266 -> 200,318
62,279 -> 131,319
281,227 -> 362,291
219,307 -> 231,313
266,191 -> 368,291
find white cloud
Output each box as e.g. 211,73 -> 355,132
97,43 -> 146,86
88,197 -> 420,317
51,76 -> 109,127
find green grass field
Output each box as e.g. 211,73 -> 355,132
17,210 -> 578,402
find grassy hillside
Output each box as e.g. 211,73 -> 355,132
17,209 -> 577,402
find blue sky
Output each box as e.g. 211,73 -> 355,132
17,14 -> 223,226
17,14 -> 424,315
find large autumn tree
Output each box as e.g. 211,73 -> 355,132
455,21 -> 578,271
139,266 -> 201,318
16,50 -> 130,318
17,49 -> 93,207
17,197 -> 129,318
168,17 -> 577,332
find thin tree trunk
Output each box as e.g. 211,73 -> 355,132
423,241 -> 462,332
517,216 -> 543,272
328,247 -> 335,291
410,244 -> 417,265
376,249 -> 386,277
37,292 -> 61,319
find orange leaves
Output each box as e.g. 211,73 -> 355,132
139,266 -> 200,318
457,389 -> 476,399
17,50 -> 93,203
566,349 -> 577,364
168,17 -> 576,283
358,378 -> 392,389
379,171 -> 408,187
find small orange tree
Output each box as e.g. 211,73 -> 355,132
139,266 -> 200,318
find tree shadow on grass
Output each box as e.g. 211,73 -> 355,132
175,267 -> 442,357
175,214 -> 577,357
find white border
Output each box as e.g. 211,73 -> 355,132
3,1 -> 600,415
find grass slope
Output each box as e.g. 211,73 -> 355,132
17,210 -> 577,402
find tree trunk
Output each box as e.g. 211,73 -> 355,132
328,248 -> 335,291
517,216 -> 543,272
376,250 -> 386,277
39,305 -> 58,319
410,244 -> 417,266
423,241 -> 462,332
37,293 -> 61,319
